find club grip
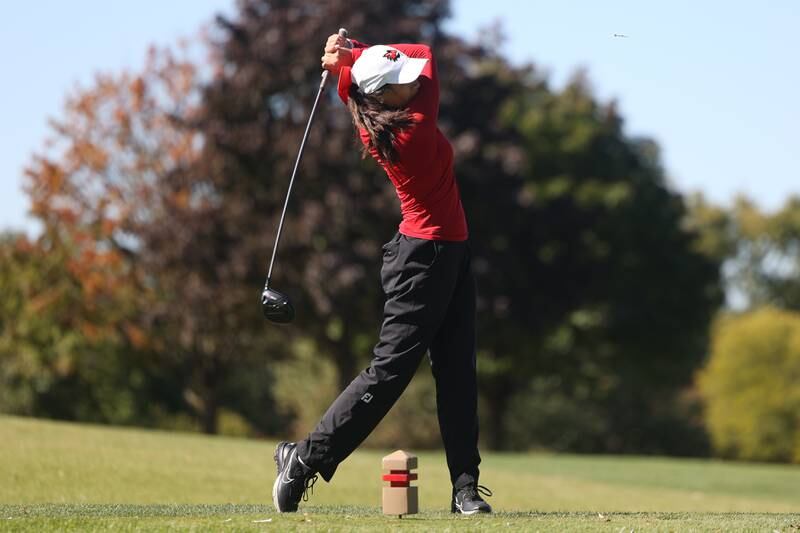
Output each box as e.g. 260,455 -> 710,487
320,27 -> 349,89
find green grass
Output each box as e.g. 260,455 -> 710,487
2,414 -> 799,531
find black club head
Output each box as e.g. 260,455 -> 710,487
261,287 -> 295,324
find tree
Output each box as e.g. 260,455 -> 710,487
727,196 -> 800,311
699,308 -> 800,463
24,44 -> 286,434
449,69 -> 722,452
0,231 -> 154,424
685,194 -> 800,312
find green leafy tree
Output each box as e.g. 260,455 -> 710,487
453,70 -> 722,452
726,197 -> 800,310
699,307 -> 800,462
685,194 -> 800,312
683,193 -> 737,264
0,231 -> 154,423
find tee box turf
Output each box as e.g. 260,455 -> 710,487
381,450 -> 418,517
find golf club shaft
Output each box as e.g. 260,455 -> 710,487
265,27 -> 348,287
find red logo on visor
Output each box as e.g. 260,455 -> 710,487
383,49 -> 401,62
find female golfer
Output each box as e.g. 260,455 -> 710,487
272,34 -> 491,515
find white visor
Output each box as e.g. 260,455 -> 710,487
350,45 -> 428,95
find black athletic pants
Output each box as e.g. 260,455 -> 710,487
296,232 -> 481,488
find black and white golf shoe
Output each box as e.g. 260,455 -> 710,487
452,483 -> 493,515
272,441 -> 318,512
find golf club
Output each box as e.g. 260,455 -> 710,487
261,27 -> 348,323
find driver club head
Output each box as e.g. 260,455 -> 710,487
261,286 -> 295,323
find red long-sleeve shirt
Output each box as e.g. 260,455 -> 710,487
337,42 -> 468,242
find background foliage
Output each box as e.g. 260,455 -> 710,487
4,0 -> 798,462
699,308 -> 800,463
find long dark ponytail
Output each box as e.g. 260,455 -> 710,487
347,85 -> 414,164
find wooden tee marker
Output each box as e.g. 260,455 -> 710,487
381,450 -> 418,517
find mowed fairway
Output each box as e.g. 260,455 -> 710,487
2,415 -> 799,531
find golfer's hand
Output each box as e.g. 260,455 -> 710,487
325,33 -> 352,53
321,42 -> 352,74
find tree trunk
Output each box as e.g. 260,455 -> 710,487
201,363 -> 219,435
332,335 -> 358,393
484,380 -> 510,450
324,322 -> 359,393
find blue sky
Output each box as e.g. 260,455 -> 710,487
2,1 -> 798,235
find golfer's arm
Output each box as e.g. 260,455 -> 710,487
348,38 -> 369,49
347,39 -> 370,63
332,38 -> 367,102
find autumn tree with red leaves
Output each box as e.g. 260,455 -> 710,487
22,43 -> 288,433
